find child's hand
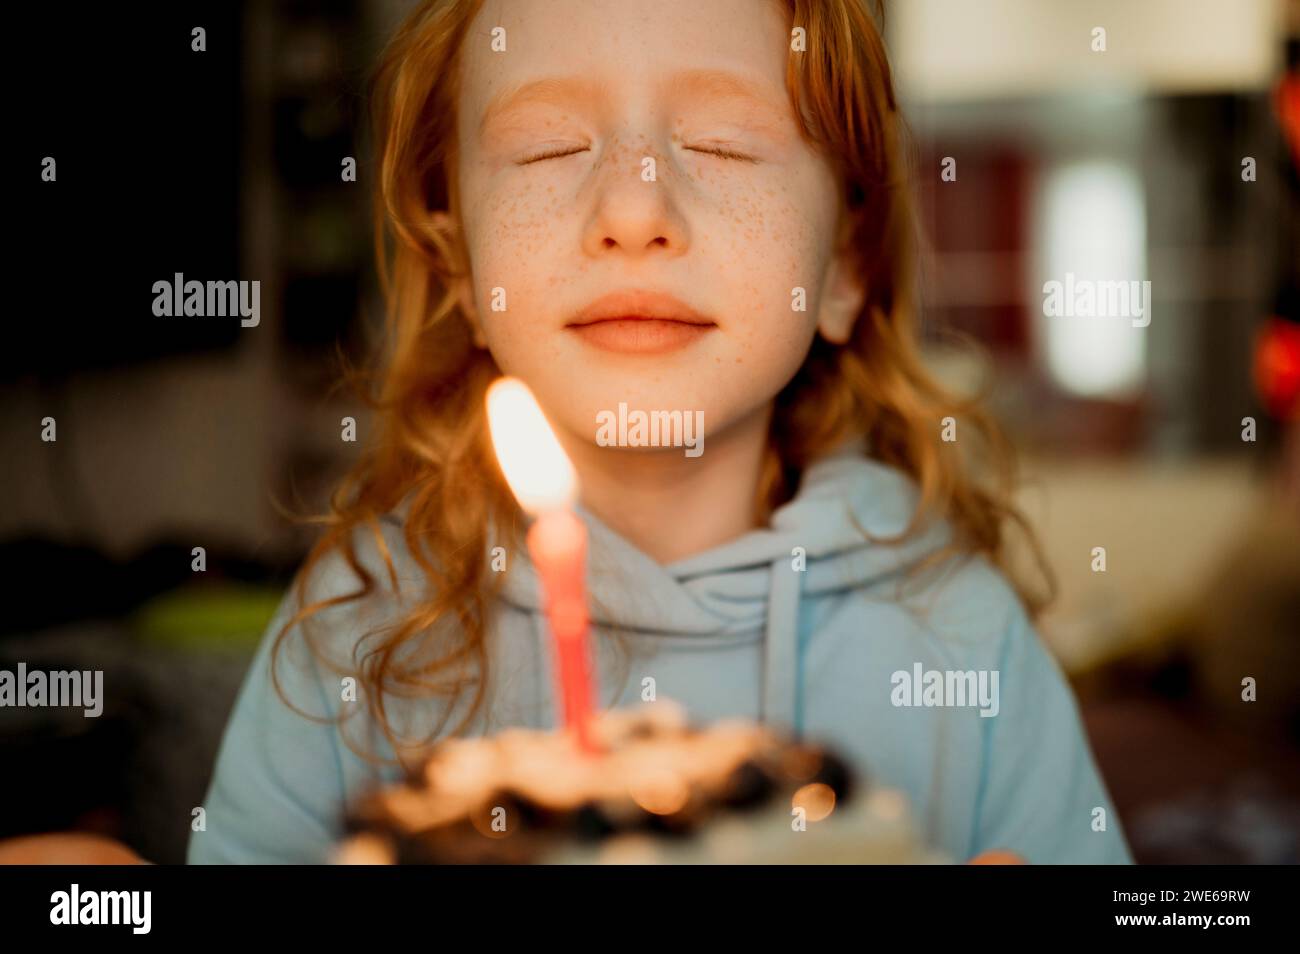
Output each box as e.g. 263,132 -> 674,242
967,849 -> 1027,864
0,832 -> 148,864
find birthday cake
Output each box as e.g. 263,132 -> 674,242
332,701 -> 945,864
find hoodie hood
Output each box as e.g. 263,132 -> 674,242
494,435 -> 954,734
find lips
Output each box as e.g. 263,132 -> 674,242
566,290 -> 716,355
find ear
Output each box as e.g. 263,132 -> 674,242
816,248 -> 867,345
429,211 -> 488,349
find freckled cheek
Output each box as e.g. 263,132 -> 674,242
728,207 -> 823,350
479,186 -> 560,252
468,188 -> 565,338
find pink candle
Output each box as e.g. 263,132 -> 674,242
486,378 -> 601,754
527,509 -> 597,752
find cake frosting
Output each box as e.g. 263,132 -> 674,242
334,700 -> 947,864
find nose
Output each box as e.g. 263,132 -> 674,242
580,140 -> 690,259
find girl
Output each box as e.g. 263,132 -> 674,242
190,0 -> 1132,864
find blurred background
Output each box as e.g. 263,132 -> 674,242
3,0 -> 1298,864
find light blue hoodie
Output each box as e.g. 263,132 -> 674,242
189,437 -> 1132,864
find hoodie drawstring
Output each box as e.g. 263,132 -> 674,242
761,554 -> 802,739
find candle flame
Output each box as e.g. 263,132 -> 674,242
486,377 -> 577,514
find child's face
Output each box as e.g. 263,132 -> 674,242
451,0 -> 863,452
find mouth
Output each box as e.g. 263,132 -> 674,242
565,291 -> 716,355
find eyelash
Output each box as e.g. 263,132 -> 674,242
519,145 -> 588,164
517,144 -> 756,164
689,145 -> 757,163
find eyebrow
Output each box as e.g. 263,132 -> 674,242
665,68 -> 790,124
477,75 -> 602,139
476,68 -> 790,140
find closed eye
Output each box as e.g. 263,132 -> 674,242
686,144 -> 758,163
518,143 -> 758,164
517,145 -> 589,165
